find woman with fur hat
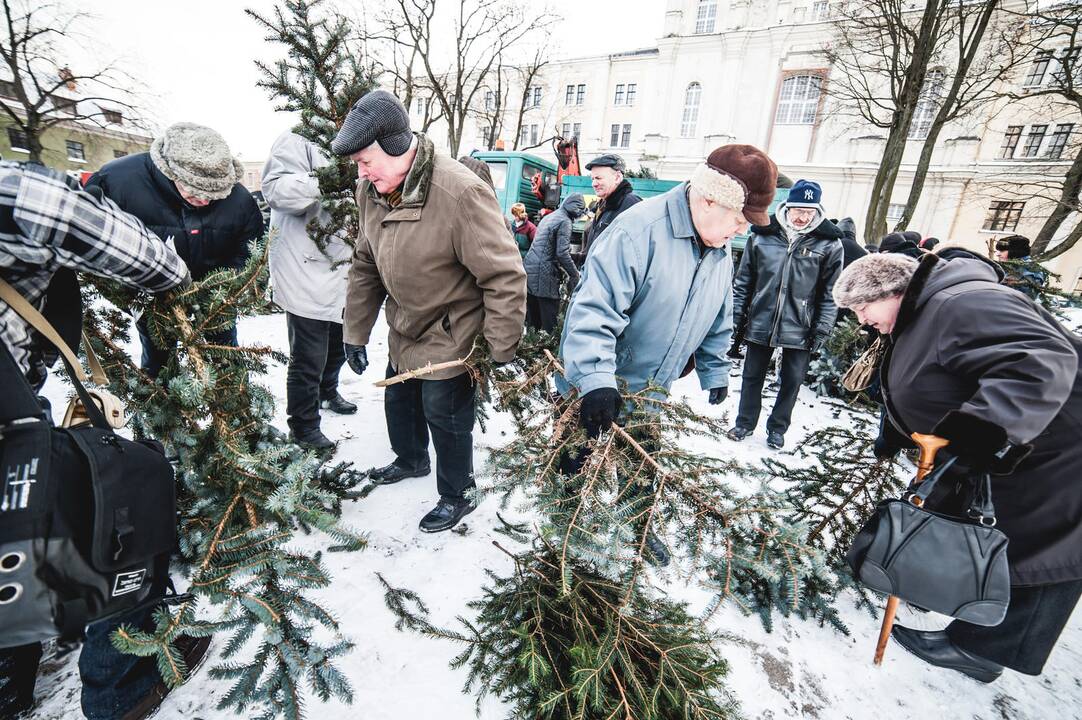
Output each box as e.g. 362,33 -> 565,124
833,251 -> 1082,684
86,122 -> 264,376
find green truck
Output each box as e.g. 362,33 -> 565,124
470,150 -> 787,255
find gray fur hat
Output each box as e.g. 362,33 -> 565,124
150,122 -> 242,202
832,253 -> 919,308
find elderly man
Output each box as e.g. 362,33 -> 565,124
557,144 -> 778,564
331,90 -> 526,533
86,122 -> 264,377
575,154 -> 641,261
727,179 -> 844,450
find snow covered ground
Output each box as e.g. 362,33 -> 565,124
32,311 -> 1082,720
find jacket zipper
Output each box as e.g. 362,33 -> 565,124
769,238 -> 799,344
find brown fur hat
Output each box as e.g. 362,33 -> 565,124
690,144 -> 778,225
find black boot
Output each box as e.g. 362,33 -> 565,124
419,497 -> 476,533
119,635 -> 212,720
726,426 -> 753,442
644,530 -> 671,567
766,431 -> 785,449
320,392 -> 357,415
290,429 -> 335,453
891,626 -> 1003,683
369,459 -> 431,485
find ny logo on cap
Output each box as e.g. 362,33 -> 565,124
804,189 -> 815,200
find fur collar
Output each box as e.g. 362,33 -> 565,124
600,179 -> 634,212
365,133 -> 435,208
892,253 -> 940,337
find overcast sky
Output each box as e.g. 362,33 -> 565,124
90,0 -> 661,160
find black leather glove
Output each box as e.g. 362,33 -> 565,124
873,432 -> 901,460
932,410 -> 1032,474
344,343 -> 368,375
708,387 -> 728,405
727,327 -> 746,359
579,387 -> 622,439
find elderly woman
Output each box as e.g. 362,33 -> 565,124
833,252 -> 1082,683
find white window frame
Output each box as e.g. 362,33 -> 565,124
811,1 -> 829,21
614,84 -> 625,105
626,83 -> 637,106
680,82 -> 702,138
774,75 -> 822,125
695,0 -> 717,34
908,68 -> 945,140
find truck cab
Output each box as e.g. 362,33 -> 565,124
469,151 -> 558,221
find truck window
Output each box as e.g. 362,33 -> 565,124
485,162 -> 507,192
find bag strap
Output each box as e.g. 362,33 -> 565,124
0,336 -> 49,424
907,457 -> 998,526
0,277 -> 108,386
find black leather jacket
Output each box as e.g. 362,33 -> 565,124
732,215 -> 844,350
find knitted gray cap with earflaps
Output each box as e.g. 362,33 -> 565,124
150,122 -> 243,202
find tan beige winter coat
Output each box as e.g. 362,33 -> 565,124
343,134 -> 526,379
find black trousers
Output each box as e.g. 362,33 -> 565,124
285,312 -> 346,436
384,362 -> 476,500
735,341 -> 811,435
525,293 -> 559,332
136,317 -> 237,379
947,579 -> 1082,675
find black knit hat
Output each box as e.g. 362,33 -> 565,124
331,90 -> 413,157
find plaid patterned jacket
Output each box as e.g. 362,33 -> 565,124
0,161 -> 189,385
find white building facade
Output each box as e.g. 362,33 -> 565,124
418,0 -> 1082,291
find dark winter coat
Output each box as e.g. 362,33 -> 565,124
578,180 -> 641,260
524,195 -> 583,299
732,215 -> 844,350
881,254 -> 1082,586
85,153 -> 262,281
835,217 -> 868,268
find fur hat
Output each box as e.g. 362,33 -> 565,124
994,234 -> 1031,259
690,144 -> 777,225
832,253 -> 919,309
150,122 -> 242,202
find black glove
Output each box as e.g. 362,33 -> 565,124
727,327 -> 746,359
344,343 -> 368,375
811,334 -> 828,354
708,387 -> 728,405
579,387 -> 622,439
932,410 -> 1032,474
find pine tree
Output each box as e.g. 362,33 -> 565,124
248,0 -> 379,265
82,242 -> 365,719
380,344 -> 842,714
805,315 -> 877,407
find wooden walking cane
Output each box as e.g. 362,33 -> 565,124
873,431 -> 950,665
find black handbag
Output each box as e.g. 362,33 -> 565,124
846,456 -> 1011,627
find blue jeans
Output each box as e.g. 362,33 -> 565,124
136,318 -> 238,379
0,603 -> 159,719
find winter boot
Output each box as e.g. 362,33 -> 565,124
370,459 -> 431,485
726,426 -> 753,442
290,429 -> 336,453
320,392 -> 357,415
419,497 -> 476,533
119,635 -> 212,720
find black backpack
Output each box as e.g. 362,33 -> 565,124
0,341 -> 178,648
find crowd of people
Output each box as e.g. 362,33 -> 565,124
0,86 -> 1079,718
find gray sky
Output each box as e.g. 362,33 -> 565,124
92,0 -> 661,159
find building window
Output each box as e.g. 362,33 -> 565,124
1022,125 -> 1048,157
415,97 -> 424,114
1052,47 -> 1081,87
908,68 -> 944,140
983,201 -> 1025,232
1046,123 -> 1073,159
811,1 -> 829,20
626,83 -> 636,106
573,122 -> 581,141
562,122 -> 571,138
481,127 -> 492,148
576,84 -> 586,105
530,124 -> 539,146
614,84 -> 625,105
7,127 -> 29,150
103,109 -> 123,125
530,86 -> 542,108
484,91 -> 494,111
886,203 -> 906,222
0,80 -> 16,97
792,6 -> 807,22
565,84 -> 574,104
53,97 -> 76,115
621,124 -> 631,148
65,140 -> 85,161
774,75 -> 821,125
520,126 -> 529,147
695,0 -> 717,34
1000,126 -> 1023,159
610,123 -> 620,147
1024,50 -> 1053,88
681,82 -> 702,138
113,149 -> 128,159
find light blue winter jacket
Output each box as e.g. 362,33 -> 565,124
556,183 -> 734,398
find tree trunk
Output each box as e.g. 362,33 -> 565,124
26,119 -> 43,164
1032,144 -> 1082,256
864,125 -> 910,245
1036,217 -> 1082,261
